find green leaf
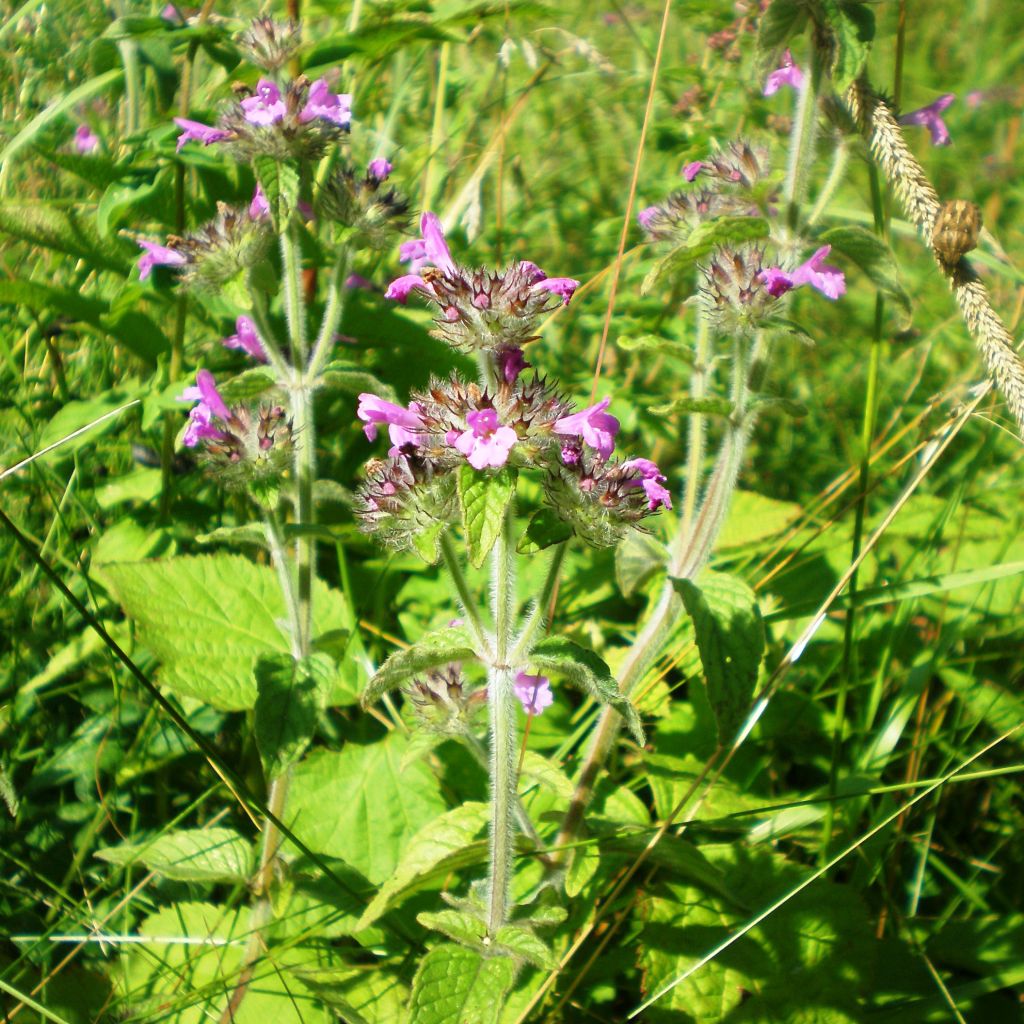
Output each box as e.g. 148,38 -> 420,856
408,944 -> 516,1024
412,522 -> 446,564
565,832 -> 601,897
362,624 -> 477,707
255,653 -> 334,781
820,225 -> 912,329
616,531 -> 668,598
254,155 -> 301,228
649,395 -> 734,418
517,507 -> 572,554
0,277 -> 107,324
616,333 -> 687,353
95,827 -> 252,883
285,733 -> 447,885
642,217 -> 770,295
101,555 -> 348,709
217,368 -> 276,403
718,489 -> 803,549
756,0 -> 808,57
357,802 -> 490,929
36,387 -> 139,455
0,202 -> 133,274
458,465 -> 517,568
529,636 -> 645,745
672,571 -> 765,743
493,924 -> 558,970
821,0 -> 875,92
416,908 -> 488,946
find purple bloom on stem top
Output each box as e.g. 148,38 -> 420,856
683,160 -> 704,182
356,393 -> 425,447
622,457 -> 673,510
177,369 -> 230,447
452,408 -> 518,469
385,273 -> 435,304
898,93 -> 955,146
173,117 -> 229,152
223,315 -> 267,362
399,237 -> 428,266
160,3 -> 182,21
137,239 -> 186,281
196,368 -> 231,421
74,124 -> 99,154
299,79 -> 352,127
759,245 -> 846,300
368,157 -> 393,181
419,211 -> 457,275
497,346 -> 529,383
241,79 -> 288,125
553,397 -> 620,460
249,184 -> 270,219
763,49 -> 805,96
514,672 -> 553,715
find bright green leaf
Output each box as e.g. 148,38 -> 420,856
458,465 -> 517,568
96,828 -> 252,883
362,624 -> 477,707
408,944 -> 516,1024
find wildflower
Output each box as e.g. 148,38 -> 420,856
763,50 -> 805,96
249,184 -> 270,219
451,408 -> 518,469
759,245 -> 845,300
160,3 -> 182,23
241,79 -> 288,126
357,393 -> 426,452
514,672 -> 553,715
316,164 -> 410,248
169,203 -> 272,289
385,212 -> 580,354
74,125 -> 99,154
173,117 -> 229,152
683,160 -> 704,181
178,369 -> 230,447
368,157 -> 393,181
238,17 -> 300,72
701,245 -> 779,333
637,206 -> 659,231
406,664 -> 486,733
137,239 -> 187,281
552,397 -> 619,460
898,93 -> 955,146
299,79 -> 352,127
346,273 -> 374,290
223,315 -> 267,362
621,457 -> 672,510
497,346 -> 529,384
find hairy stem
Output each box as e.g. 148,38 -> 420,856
308,244 -> 353,379
440,531 -> 493,659
280,217 -> 308,366
510,540 -> 568,663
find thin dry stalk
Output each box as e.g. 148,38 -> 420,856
844,80 -> 1024,435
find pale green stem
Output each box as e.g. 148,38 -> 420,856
486,509 -> 518,935
440,531 -> 493,659
280,217 -> 308,366
245,275 -> 292,381
290,383 -> 316,658
421,42 -> 451,211
807,139 -> 851,227
510,540 -> 568,663
783,53 -> 822,222
308,245 -> 353,380
679,314 -> 711,546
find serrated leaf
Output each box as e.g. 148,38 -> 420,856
519,749 -> 574,800
0,202 -> 133,274
672,571 -> 765,743
565,833 -> 601,897
254,155 -> 301,229
195,523 -> 269,548
416,908 -> 489,947
217,368 -> 276,403
101,555 -> 348,709
529,636 -> 645,745
412,522 -> 446,564
0,278 -> 107,324
517,507 -> 572,554
286,733 -> 447,885
616,333 -> 686,353
458,465 -> 517,568
493,924 -> 558,969
255,653 -> 334,781
642,217 -> 770,294
819,225 -> 911,329
756,0 -> 809,58
358,803 -> 489,929
649,396 -> 735,418
409,945 -> 516,1024
96,827 -> 252,882
821,0 -> 875,92
362,624 -> 476,707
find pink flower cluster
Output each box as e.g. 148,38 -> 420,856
759,245 -> 846,300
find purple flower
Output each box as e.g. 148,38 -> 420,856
898,93 -> 955,146
368,157 -> 392,181
299,79 -> 352,127
357,393 -> 425,452
763,50 -> 805,96
160,3 -> 183,22
759,245 -> 845,300
683,160 -> 704,182
241,79 -> 287,126
385,273 -> 435,304
177,369 -> 231,447
966,90 -> 986,110
173,117 -> 229,152
637,205 -> 659,231
249,184 -> 271,219
345,273 -> 374,290
497,346 -> 529,383
514,672 -> 553,715
452,408 -> 518,469
622,458 -> 672,511
533,276 -> 580,305
223,315 -> 267,362
137,239 -> 187,281
552,397 -> 620,460
74,124 -> 99,154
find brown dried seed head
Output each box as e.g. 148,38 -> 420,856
931,200 -> 982,265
